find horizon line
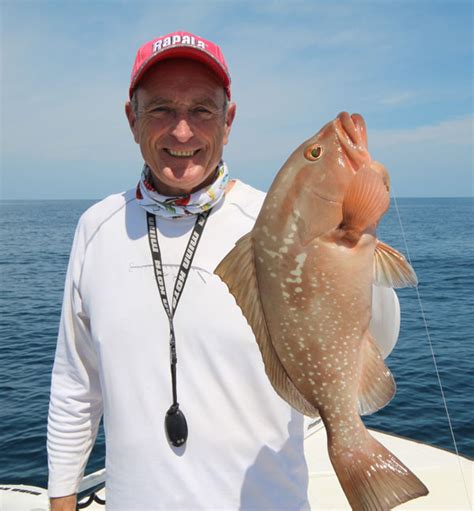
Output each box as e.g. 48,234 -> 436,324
1,196 -> 473,202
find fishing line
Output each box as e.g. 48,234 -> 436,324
391,191 -> 470,499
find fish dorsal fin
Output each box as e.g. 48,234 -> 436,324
374,240 -> 418,288
342,164 -> 390,234
358,332 -> 396,416
215,232 -> 319,417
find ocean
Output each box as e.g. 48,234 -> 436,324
0,197 -> 472,488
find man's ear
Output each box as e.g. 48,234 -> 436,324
223,102 -> 236,146
125,101 -> 139,143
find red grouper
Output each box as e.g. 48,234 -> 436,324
215,112 -> 429,510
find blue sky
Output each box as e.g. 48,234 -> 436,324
1,0 -> 472,199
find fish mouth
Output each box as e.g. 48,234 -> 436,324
335,112 -> 370,172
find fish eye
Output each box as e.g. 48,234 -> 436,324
304,145 -> 323,161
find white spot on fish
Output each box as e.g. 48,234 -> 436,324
295,253 -> 307,264
286,277 -> 302,284
263,248 -> 282,259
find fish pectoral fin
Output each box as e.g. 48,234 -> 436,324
357,332 -> 396,416
370,160 -> 390,193
374,239 -> 418,288
340,164 -> 390,238
214,232 -> 319,417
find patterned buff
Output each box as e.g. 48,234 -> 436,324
136,161 -> 229,218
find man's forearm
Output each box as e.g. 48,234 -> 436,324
50,494 -> 77,511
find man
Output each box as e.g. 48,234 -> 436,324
48,31 -> 400,510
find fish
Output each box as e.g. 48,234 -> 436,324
215,112 -> 429,509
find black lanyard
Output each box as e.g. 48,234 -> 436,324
146,210 -> 211,447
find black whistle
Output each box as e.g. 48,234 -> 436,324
165,404 -> 188,447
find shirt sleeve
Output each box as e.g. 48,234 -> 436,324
47,217 -> 103,498
369,285 -> 401,359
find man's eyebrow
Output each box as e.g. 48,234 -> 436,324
191,97 -> 219,108
143,97 -> 173,108
142,96 -> 222,111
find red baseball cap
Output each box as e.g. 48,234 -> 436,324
129,31 -> 231,100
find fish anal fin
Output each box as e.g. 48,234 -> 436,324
329,430 -> 429,509
214,232 -> 319,417
358,332 -> 396,416
374,239 -> 418,288
341,164 -> 390,236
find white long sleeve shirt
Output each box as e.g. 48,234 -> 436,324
47,180 -> 400,510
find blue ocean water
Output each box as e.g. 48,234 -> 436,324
0,197 -> 472,489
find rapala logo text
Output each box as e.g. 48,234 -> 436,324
153,35 -> 206,52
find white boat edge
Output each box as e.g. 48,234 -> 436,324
1,421 -> 472,510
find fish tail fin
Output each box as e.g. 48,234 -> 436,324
342,164 -> 390,235
328,427 -> 429,509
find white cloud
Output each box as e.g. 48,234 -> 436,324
370,117 -> 473,148
368,117 -> 473,197
378,91 -> 418,106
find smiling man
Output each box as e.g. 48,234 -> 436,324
47,31 -> 401,510
126,57 -> 235,196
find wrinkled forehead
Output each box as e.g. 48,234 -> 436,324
133,58 -> 227,103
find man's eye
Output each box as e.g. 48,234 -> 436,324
193,107 -> 213,117
151,106 -> 171,114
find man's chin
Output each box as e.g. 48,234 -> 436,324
150,166 -> 207,195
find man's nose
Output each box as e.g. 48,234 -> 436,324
171,118 -> 194,143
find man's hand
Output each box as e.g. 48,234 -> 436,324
50,494 -> 77,511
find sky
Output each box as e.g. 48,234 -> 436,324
0,0 -> 472,199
